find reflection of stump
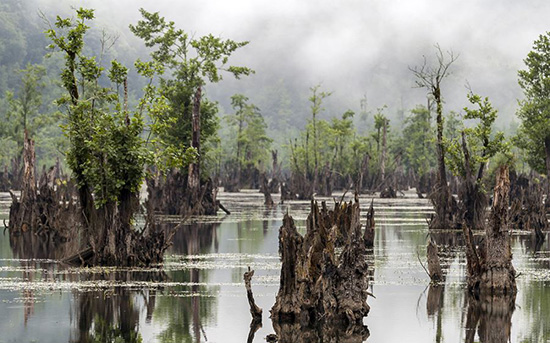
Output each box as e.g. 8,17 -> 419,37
426,284 -> 444,317
271,196 -> 370,326
464,295 -> 514,343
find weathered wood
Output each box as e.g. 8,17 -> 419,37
244,266 -> 262,323
364,199 -> 375,247
260,173 -> 274,207
427,240 -> 443,282
463,165 -> 517,297
271,196 -> 370,327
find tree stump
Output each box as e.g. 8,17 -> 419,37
271,196 -> 370,327
364,199 -> 375,247
427,240 -> 443,282
463,165 -> 517,297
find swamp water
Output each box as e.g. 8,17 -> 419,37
0,190 -> 549,342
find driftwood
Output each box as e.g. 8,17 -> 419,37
271,196 -> 370,327
244,266 -> 262,323
364,199 -> 375,247
463,165 -> 516,297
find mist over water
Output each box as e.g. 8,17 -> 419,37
30,0 -> 550,127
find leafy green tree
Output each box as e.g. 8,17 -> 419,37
446,93 -> 506,229
401,105 -> 436,178
373,107 -> 389,181
308,84 -> 332,175
3,64 -> 47,148
130,9 -> 253,199
226,94 -> 272,183
328,110 -> 355,175
516,32 -> 550,198
46,8 -> 159,265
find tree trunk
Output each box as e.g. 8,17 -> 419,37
380,120 -> 387,181
545,136 -> 550,207
271,196 -> 370,326
188,86 -> 202,202
364,199 -> 375,247
429,89 -> 456,230
463,165 -> 517,297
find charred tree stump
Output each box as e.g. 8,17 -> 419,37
271,196 -> 370,327
463,165 -> 516,297
244,266 -> 263,323
364,199 -> 375,247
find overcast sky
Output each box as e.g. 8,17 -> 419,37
35,0 -> 550,125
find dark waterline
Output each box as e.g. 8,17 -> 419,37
0,190 -> 549,342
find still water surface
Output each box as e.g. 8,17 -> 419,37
0,190 -> 549,342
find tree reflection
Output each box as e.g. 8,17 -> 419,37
272,320 -> 369,343
464,295 -> 514,343
155,223 -> 219,343
71,288 -> 146,343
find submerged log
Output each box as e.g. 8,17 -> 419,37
271,196 -> 370,327
463,165 -> 516,297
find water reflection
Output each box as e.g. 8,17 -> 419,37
3,191 -> 550,342
71,288 -> 146,343
272,321 -> 369,343
464,295 -> 515,343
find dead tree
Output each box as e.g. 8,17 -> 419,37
271,196 -> 370,327
509,174 -> 547,244
364,199 -> 375,247
260,172 -> 274,207
463,165 -> 517,297
244,266 -> 262,323
427,240 -> 443,282
411,45 -> 458,230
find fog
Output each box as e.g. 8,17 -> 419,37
33,0 -> 550,128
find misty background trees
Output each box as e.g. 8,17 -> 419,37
0,0 -> 549,207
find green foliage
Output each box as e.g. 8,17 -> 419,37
516,31 -> 550,174
401,105 -> 436,175
446,93 -> 507,179
226,94 -> 272,169
0,62 -> 65,166
46,8 -> 150,207
130,9 -> 252,171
